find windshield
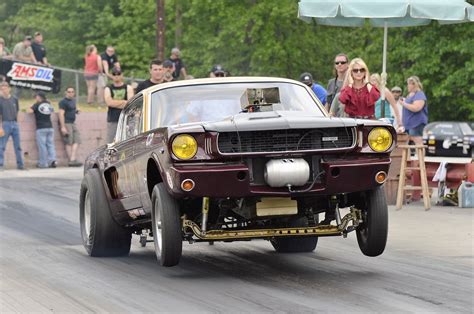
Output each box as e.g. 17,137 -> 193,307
150,81 -> 324,128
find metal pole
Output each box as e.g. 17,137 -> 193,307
156,0 -> 165,60
75,72 -> 79,102
381,20 -> 388,118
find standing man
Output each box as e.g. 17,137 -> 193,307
299,72 -> 327,106
162,60 -> 175,83
391,86 -> 404,129
0,82 -> 24,170
168,48 -> 187,80
31,32 -> 49,66
12,36 -> 37,63
58,87 -> 82,167
101,46 -> 120,80
98,46 -> 120,105
135,59 -> 165,94
28,92 -> 57,168
104,68 -> 134,143
327,53 -> 349,110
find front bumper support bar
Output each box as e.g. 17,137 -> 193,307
182,207 -> 362,241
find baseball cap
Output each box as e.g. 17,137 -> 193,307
299,72 -> 313,85
24,35 -> 32,41
163,60 -> 174,68
211,64 -> 225,74
391,86 -> 402,92
35,91 -> 46,99
111,67 -> 122,75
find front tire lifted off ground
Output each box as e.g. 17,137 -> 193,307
356,186 -> 388,257
151,183 -> 183,267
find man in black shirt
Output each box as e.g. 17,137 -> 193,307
31,32 -> 49,66
0,82 -> 24,170
163,60 -> 175,83
104,67 -> 134,143
28,92 -> 57,168
59,87 -> 82,167
135,59 -> 165,94
101,46 -> 120,80
168,48 -> 187,80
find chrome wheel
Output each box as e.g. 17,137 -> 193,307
151,183 -> 182,267
84,190 -> 91,240
154,207 -> 163,255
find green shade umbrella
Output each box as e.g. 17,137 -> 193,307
298,0 -> 473,114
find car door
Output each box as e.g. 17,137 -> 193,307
106,99 -> 143,212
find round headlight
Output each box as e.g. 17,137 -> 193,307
172,134 -> 197,160
368,127 -> 393,152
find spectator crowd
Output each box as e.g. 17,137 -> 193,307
0,32 -> 428,170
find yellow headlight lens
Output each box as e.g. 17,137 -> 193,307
172,134 -> 197,160
368,127 -> 393,152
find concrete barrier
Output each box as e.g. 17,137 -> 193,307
2,112 -> 107,169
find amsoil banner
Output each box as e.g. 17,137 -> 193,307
0,59 -> 61,93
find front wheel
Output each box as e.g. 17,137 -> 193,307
151,183 -> 182,267
356,186 -> 388,257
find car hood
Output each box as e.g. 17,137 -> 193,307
165,111 -> 390,137
201,111 -> 383,132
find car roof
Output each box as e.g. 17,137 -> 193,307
138,76 -> 308,96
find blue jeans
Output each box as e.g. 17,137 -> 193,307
0,121 -> 24,168
36,128 -> 56,168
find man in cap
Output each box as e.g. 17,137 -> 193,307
167,48 -> 187,80
28,91 -> 57,168
12,36 -> 37,63
210,64 -> 226,78
31,32 -> 49,66
163,60 -> 176,82
391,86 -> 404,129
299,72 -> 327,106
104,67 -> 134,142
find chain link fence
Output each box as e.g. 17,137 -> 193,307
53,66 -> 144,104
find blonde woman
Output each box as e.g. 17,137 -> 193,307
339,58 -> 380,118
83,45 -> 103,104
369,73 -> 403,129
400,76 -> 428,145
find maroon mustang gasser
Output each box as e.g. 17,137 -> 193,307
79,77 -> 396,267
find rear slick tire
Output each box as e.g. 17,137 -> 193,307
151,183 -> 182,267
79,169 -> 131,257
271,217 -> 318,253
356,186 -> 388,257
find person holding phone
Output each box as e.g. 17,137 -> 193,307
400,76 -> 428,145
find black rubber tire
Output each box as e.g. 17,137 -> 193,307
151,183 -> 182,267
356,186 -> 388,257
270,216 -> 318,253
79,169 -> 131,257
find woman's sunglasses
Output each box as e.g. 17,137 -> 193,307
334,61 -> 347,65
352,68 -> 366,74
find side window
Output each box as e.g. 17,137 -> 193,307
122,97 -> 143,141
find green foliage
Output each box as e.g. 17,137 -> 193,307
1,0 -> 472,121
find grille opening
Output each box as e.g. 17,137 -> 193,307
218,127 -> 354,154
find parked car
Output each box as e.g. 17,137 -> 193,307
423,122 -> 474,158
79,77 -> 396,267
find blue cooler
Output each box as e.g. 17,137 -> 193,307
458,181 -> 474,208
